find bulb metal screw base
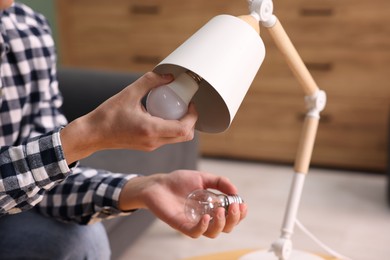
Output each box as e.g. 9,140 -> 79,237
226,194 -> 244,205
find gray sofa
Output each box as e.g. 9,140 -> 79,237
57,67 -> 199,259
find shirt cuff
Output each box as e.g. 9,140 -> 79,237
91,173 -> 138,222
26,128 -> 72,189
56,127 -> 80,169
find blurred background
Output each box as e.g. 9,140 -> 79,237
18,1 -> 390,259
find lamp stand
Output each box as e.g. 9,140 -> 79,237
239,1 -> 327,259
239,250 -> 324,260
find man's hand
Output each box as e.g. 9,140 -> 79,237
118,170 -> 248,238
60,72 -> 198,164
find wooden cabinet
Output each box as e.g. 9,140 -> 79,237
57,0 -> 247,72
56,0 -> 390,172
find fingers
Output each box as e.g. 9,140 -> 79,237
200,173 -> 238,195
239,203 -> 248,222
222,203 -> 241,233
146,102 -> 198,146
204,203 -> 245,237
184,203 -> 247,239
179,102 -> 198,131
184,215 -> 211,238
184,210 -> 225,239
203,207 -> 226,238
154,103 -> 198,139
132,72 -> 174,97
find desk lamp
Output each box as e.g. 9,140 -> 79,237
150,0 -> 349,259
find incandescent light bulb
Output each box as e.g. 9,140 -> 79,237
146,70 -> 201,120
184,189 -> 244,223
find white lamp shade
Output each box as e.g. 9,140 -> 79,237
154,15 -> 265,133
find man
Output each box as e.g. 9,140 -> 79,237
0,1 -> 247,259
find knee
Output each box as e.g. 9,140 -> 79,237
56,222 -> 112,260
0,211 -> 111,260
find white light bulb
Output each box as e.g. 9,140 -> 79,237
184,189 -> 244,223
146,71 -> 201,120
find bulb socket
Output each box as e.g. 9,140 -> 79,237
185,70 -> 202,84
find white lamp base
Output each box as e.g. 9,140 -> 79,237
239,249 -> 325,260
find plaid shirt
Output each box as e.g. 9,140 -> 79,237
0,3 -> 135,224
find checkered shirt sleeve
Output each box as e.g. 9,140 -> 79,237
36,167 -> 137,225
0,129 -> 71,215
0,3 -> 136,224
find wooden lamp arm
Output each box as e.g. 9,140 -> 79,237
239,1 -> 327,259
266,18 -> 320,96
264,16 -> 327,176
264,14 -> 327,259
294,116 -> 320,174
239,12 -> 326,175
